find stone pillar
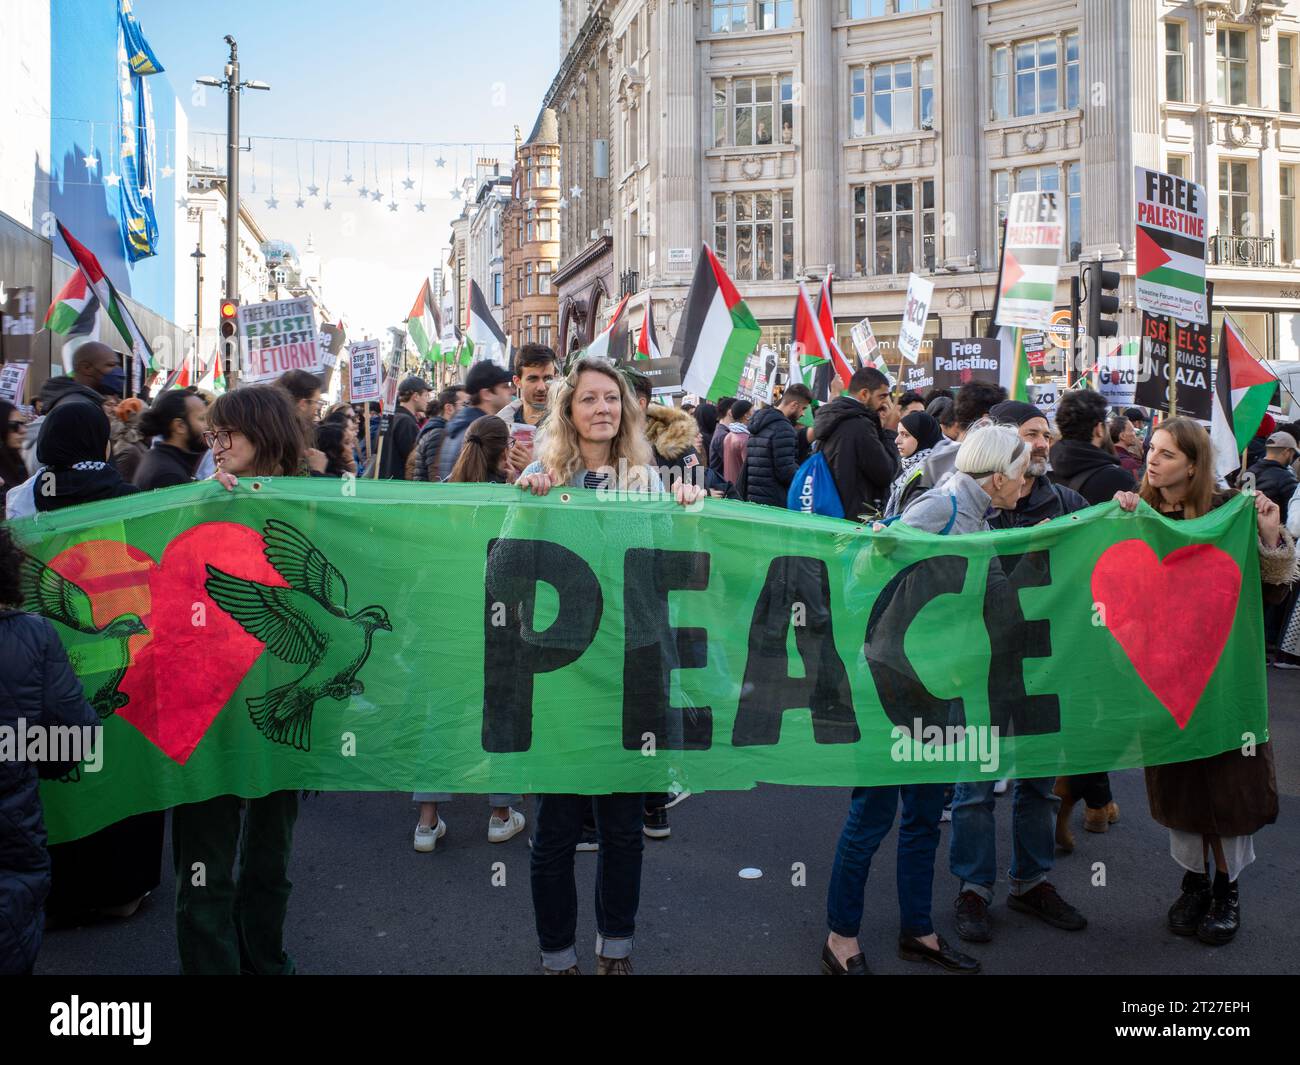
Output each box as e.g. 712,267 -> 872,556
660,0 -> 700,280
802,0 -> 835,274
941,0 -> 978,268
1082,0 -> 1129,258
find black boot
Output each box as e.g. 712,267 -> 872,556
1167,870 -> 1211,936
1196,873 -> 1239,945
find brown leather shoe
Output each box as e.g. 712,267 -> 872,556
596,955 -> 633,975
1105,800 -> 1120,824
1083,805 -> 1110,833
1052,778 -> 1076,852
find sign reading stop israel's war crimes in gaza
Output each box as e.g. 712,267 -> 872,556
1135,166 -> 1208,325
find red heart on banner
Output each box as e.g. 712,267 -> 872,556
47,522 -> 286,764
1090,540 -> 1242,729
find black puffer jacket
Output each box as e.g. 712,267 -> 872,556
812,396 -> 899,521
742,406 -> 799,506
1245,458 -> 1298,511
0,611 -> 99,974
1048,439 -> 1136,506
438,406 -> 488,481
410,416 -> 447,482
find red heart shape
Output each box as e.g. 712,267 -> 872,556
1091,540 -> 1242,729
118,522 -> 287,764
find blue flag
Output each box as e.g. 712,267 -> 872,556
116,1 -> 162,262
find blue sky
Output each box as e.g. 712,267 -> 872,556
134,0 -> 558,336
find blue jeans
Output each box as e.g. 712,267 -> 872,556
949,777 -> 1057,902
530,793 -> 644,970
826,783 -> 946,940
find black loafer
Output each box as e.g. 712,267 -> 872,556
821,942 -> 868,975
1168,871 -> 1212,936
898,933 -> 981,974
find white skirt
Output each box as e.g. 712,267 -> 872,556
1169,829 -> 1256,881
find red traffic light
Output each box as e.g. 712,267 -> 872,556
219,299 -> 238,319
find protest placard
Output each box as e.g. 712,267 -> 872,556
0,360 -> 30,405
995,192 -> 1063,329
897,274 -> 934,365
238,297 -> 320,384
1135,311 -> 1213,420
348,340 -> 382,404
932,338 -> 1001,390
1135,166 -> 1208,325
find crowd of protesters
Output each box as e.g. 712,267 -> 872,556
0,336 -> 1293,977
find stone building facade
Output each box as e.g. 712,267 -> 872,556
503,109 -> 563,351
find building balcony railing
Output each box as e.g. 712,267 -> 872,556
619,268 -> 640,298
1209,232 -> 1276,268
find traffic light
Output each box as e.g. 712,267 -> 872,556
218,298 -> 239,341
1081,259 -> 1120,352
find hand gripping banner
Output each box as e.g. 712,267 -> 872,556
9,480 -> 1266,843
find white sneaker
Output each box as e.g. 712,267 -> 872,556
488,808 -> 526,843
940,804 -> 953,823
413,818 -> 447,852
1272,660 -> 1300,669
993,778 -> 1009,795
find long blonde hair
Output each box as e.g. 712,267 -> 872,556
537,357 -> 654,488
1138,416 -> 1217,518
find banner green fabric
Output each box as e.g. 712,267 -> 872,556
10,480 -> 1267,843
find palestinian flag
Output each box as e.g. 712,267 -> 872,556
405,279 -> 442,363
996,325 -> 1031,403
587,292 -> 631,362
1137,224 -> 1205,296
44,270 -> 101,343
55,219 -> 155,371
672,244 -> 760,401
1212,316 -> 1277,479
786,282 -> 830,415
464,279 -> 509,367
635,300 -> 661,360
999,247 -> 1058,306
815,276 -> 854,389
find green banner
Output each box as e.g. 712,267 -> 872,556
9,480 -> 1267,843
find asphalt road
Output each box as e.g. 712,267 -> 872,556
35,673 -> 1300,976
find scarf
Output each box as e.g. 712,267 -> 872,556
884,446 -> 934,519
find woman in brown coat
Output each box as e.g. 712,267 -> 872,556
1115,417 -> 1295,946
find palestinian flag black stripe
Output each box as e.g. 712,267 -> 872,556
1137,223 -> 1204,259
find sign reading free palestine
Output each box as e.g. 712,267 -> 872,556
12,480 -> 1267,844
238,297 -> 320,384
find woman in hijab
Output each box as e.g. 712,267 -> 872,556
6,400 -> 163,928
5,400 -> 139,518
884,410 -> 942,518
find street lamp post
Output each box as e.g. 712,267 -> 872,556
197,36 -> 269,389
191,241 -> 205,382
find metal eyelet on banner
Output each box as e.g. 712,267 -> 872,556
250,480 -> 264,492
560,493 -> 571,503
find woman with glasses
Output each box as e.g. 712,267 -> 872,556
0,400 -> 27,497
515,356 -> 703,975
173,384 -> 308,974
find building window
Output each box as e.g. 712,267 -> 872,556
994,171 -> 1011,239
538,209 -> 555,241
919,58 -> 934,127
493,272 -> 503,306
712,1 -> 747,32
850,0 -> 933,15
538,314 -> 552,347
853,186 -> 868,273
874,61 -> 913,134
1216,28 -> 1248,106
1167,154 -> 1188,179
526,210 -> 535,242
714,74 -> 793,146
1165,22 -> 1186,103
536,162 -> 551,187
712,190 -> 795,280
1219,160 -> 1249,234
525,315 -> 533,342
526,261 -> 534,295
538,261 -> 552,294
757,0 -> 793,29
1283,167 -> 1296,262
516,267 -> 524,300
875,181 -> 913,275
1281,35 -> 1296,112
992,34 -> 1079,119
1067,161 -> 1081,261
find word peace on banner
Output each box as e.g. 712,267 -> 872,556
10,480 -> 1265,843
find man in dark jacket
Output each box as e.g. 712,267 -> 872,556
1048,389 -> 1136,505
812,367 -> 901,521
988,400 -> 1089,528
133,388 -> 209,490
1245,431 -> 1299,509
438,362 -> 514,480
0,525 -> 101,974
411,384 -> 467,482
741,383 -> 813,506
377,376 -> 430,480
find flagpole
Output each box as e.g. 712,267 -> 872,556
985,218 -> 1009,339
1167,314 -> 1177,419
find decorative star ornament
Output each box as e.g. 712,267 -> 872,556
402,176 -> 415,190
161,165 -> 174,178
83,152 -> 99,170
451,188 -> 462,200
388,201 -> 399,212
176,197 -> 189,209
266,196 -> 279,209
295,197 -> 305,208
557,196 -> 569,210
104,171 -> 122,187
343,173 -> 354,185
569,184 -> 583,199
526,198 -> 537,211
323,199 -> 333,211
307,184 -> 320,196
415,201 -> 427,213
435,157 -> 446,168
371,190 -> 383,202
359,184 -> 370,197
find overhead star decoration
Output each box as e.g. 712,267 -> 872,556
557,196 -> 569,210
323,200 -> 333,211
266,196 -> 279,210
161,165 -> 174,179
371,189 -> 382,202
569,184 -> 583,199
415,202 -> 427,213
83,152 -> 99,171
526,198 -> 537,211
451,188 -> 461,200
343,173 -> 354,185
105,172 -> 122,188
307,184 -> 320,197
388,201 -> 398,212
402,176 -> 415,190
358,185 -> 369,198
435,157 -> 446,168
295,197 -> 305,209
176,197 -> 189,209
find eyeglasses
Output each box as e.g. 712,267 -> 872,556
203,429 -> 235,450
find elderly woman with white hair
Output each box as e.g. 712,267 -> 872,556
823,424 -> 1032,977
